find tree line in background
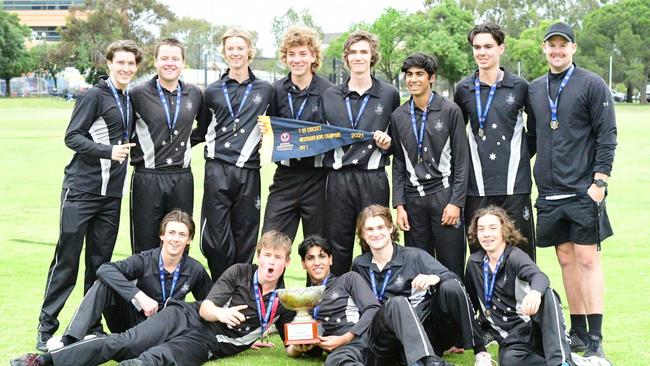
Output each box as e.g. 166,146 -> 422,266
0,0 -> 648,102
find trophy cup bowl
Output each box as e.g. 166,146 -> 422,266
276,285 -> 325,345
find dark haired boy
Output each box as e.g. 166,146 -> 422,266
294,236 -> 450,366
36,40 -> 142,351
453,22 -> 537,261
129,39 -> 206,253
391,52 -> 469,278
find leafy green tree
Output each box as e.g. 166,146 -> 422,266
161,17 -> 225,69
579,0 -> 650,103
369,8 -> 410,87
501,20 -> 553,81
271,8 -> 324,50
30,43 -> 67,89
269,7 -> 324,77
453,0 -> 607,37
59,0 -> 174,84
406,0 -> 475,93
0,10 -> 34,96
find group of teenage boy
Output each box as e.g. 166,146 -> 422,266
12,17 -> 615,366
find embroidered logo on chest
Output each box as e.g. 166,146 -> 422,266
506,93 -> 515,105
181,282 -> 190,292
394,275 -> 404,286
330,291 -> 340,300
253,93 -> 262,104
433,119 -> 444,131
312,104 -> 319,112
375,104 -> 384,115
186,100 -> 193,111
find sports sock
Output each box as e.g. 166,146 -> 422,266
570,314 -> 587,340
587,313 -> 603,338
473,344 -> 487,354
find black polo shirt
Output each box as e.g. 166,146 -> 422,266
391,92 -> 469,208
454,68 -> 534,197
310,272 -> 379,337
351,244 -> 456,317
464,245 -> 550,342
528,64 -> 617,197
129,77 -> 206,170
271,73 -> 333,168
203,263 -> 295,356
63,76 -> 134,197
95,247 -> 213,310
192,68 -> 274,169
319,75 -> 400,170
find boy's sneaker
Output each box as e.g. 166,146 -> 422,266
584,335 -> 606,358
10,354 -> 40,366
569,330 -> 587,353
474,351 -> 496,366
35,332 -> 51,352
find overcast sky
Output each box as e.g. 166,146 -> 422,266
159,0 -> 426,56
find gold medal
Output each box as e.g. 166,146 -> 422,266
550,120 -> 559,130
478,128 -> 485,137
485,308 -> 491,317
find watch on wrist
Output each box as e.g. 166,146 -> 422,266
593,179 -> 608,188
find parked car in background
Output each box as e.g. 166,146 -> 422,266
610,89 -> 626,102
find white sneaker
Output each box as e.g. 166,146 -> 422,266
45,336 -> 64,351
474,351 -> 497,366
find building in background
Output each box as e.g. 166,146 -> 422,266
3,0 -> 84,42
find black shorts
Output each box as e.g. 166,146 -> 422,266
535,193 -> 613,247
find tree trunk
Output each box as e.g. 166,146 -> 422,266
4,78 -> 11,97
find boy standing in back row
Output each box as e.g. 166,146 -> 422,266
454,22 -> 537,261
36,40 -> 142,351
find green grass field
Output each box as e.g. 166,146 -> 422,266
0,98 -> 649,365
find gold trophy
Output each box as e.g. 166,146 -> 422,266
276,285 -> 326,345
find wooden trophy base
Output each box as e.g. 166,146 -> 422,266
283,321 -> 322,345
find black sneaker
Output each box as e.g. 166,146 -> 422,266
35,332 -> 51,352
569,330 -> 587,353
10,353 -> 40,366
584,334 -> 609,360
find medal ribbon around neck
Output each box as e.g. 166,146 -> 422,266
253,270 -> 279,339
311,274 -> 330,319
107,78 -> 130,140
158,254 -> 181,304
369,268 -> 392,302
473,70 -> 501,137
288,93 -> 309,120
221,81 -> 254,131
156,79 -> 182,140
546,65 -> 575,129
482,252 -> 505,317
345,94 -> 370,130
409,92 -> 435,162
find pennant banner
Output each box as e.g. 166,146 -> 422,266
259,116 -> 374,165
